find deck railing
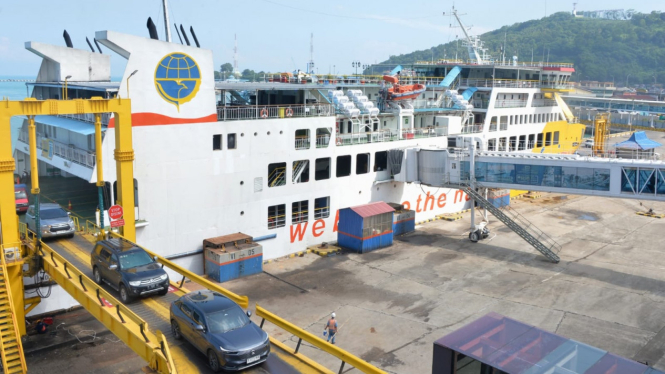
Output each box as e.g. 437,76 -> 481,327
217,104 -> 335,121
18,131 -> 96,169
494,100 -> 528,108
532,99 -> 558,107
57,113 -> 111,125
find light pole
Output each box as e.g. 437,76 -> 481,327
626,73 -> 631,88
362,64 -> 369,76
333,65 -> 336,76
352,61 -> 361,75
126,70 -> 138,98
63,75 -> 72,100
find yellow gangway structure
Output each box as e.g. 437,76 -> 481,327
0,259 -> 27,374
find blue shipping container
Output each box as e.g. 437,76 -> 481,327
338,202 -> 395,253
204,244 -> 263,283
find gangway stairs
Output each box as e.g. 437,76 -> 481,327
0,261 -> 27,374
459,184 -> 562,263
293,160 -> 309,183
229,90 -> 249,105
269,167 -> 287,187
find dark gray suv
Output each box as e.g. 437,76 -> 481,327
90,238 -> 169,303
170,290 -> 270,372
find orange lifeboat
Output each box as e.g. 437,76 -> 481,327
383,75 -> 425,101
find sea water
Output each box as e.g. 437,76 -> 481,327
0,77 -> 35,154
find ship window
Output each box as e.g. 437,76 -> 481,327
545,132 -> 552,146
267,204 -> 286,229
314,197 -> 330,219
489,116 -> 497,132
348,121 -> 352,133
268,162 -> 286,187
528,134 -> 535,148
368,93 -> 371,100
498,138 -> 507,151
509,116 -> 513,125
212,134 -> 222,150
316,128 -> 331,148
292,160 -> 310,184
315,158 -> 330,180
374,151 -> 388,172
537,133 -> 544,148
112,179 -> 139,208
518,135 -> 527,151
336,155 -> 352,177
227,133 -> 236,149
553,131 -> 560,145
295,129 -> 310,150
488,139 -> 496,151
529,114 -> 533,123
509,136 -> 517,152
356,153 -> 370,174
500,116 -> 508,131
292,200 -> 309,224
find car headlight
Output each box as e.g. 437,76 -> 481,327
159,274 -> 168,281
129,281 -> 141,287
219,346 -> 239,354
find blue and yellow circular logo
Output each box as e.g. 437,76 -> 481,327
154,52 -> 201,110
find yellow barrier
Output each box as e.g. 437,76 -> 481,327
256,305 -> 387,374
107,231 -> 249,309
33,240 -> 176,373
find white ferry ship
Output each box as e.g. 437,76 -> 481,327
13,9 -> 584,270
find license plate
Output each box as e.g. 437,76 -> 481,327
247,356 -> 260,364
147,284 -> 156,289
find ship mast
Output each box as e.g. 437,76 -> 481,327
449,7 -> 483,64
162,0 -> 172,42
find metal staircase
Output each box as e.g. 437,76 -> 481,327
269,167 -> 286,187
0,262 -> 27,374
461,185 -> 561,263
292,160 -> 308,183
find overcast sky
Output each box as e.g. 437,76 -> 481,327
1,0 -> 663,77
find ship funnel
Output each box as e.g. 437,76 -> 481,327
147,17 -> 159,40
190,26 -> 201,48
179,24 -> 191,46
63,30 -> 73,48
174,23 -> 184,44
85,37 -> 95,53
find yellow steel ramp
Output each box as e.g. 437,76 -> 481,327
0,261 -> 27,374
44,234 -> 329,374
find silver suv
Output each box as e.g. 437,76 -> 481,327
25,203 -> 76,238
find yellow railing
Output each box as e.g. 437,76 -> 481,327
0,260 -> 27,373
269,167 -> 286,187
106,231 -> 249,308
256,305 -> 386,374
32,240 -> 176,373
70,216 -> 81,232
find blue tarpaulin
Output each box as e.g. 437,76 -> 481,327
462,87 -> 478,101
439,66 -> 462,88
614,131 -> 662,150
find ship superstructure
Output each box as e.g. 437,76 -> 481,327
13,12 -> 584,270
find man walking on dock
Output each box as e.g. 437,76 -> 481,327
324,313 -> 338,344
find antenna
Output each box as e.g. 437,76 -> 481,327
162,0 -> 172,42
445,7 -> 486,64
233,34 -> 239,77
308,33 -> 315,74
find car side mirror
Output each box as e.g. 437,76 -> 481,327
153,256 -> 158,262
195,324 -> 205,332
67,212 -> 71,215
109,264 -> 118,271
246,310 -> 252,318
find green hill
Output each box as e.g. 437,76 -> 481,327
376,11 -> 665,86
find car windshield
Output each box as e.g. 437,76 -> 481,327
15,190 -> 27,199
206,305 -> 250,334
40,208 -> 68,219
118,251 -> 153,270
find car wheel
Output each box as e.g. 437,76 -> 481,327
207,350 -> 221,372
93,267 -> 102,285
171,320 -> 182,340
119,284 -> 132,304
469,231 -> 480,243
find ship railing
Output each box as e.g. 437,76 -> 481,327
314,206 -> 329,220
413,60 -> 574,69
338,130 -> 394,146
494,99 -> 528,109
291,210 -> 308,224
460,78 -> 541,89
294,137 -> 310,150
57,113 -> 111,126
461,124 -> 485,134
471,100 -> 489,109
532,99 -> 558,107
541,82 -> 576,90
217,104 -> 335,121
316,135 -> 330,148
17,130 -> 96,169
267,214 -> 286,229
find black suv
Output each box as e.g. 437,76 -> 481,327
90,238 -> 169,303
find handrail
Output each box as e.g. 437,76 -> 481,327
33,239 -> 176,373
107,231 -> 249,308
256,305 -> 386,374
0,257 -> 27,373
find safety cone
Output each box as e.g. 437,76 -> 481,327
68,200 -> 72,210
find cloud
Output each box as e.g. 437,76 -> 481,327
365,14 -> 451,34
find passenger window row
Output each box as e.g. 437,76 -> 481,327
268,196 -> 330,229
487,131 -> 560,152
